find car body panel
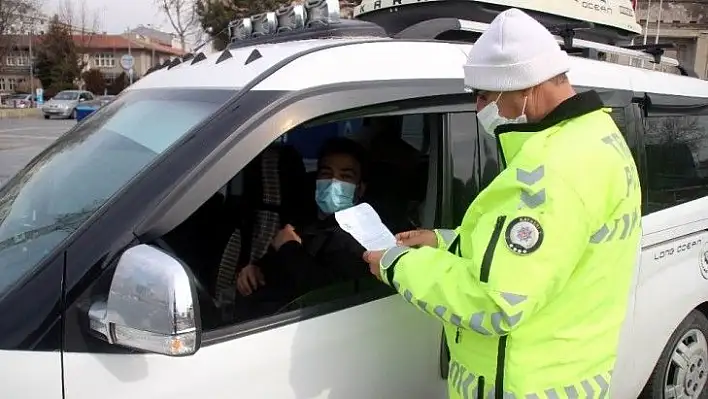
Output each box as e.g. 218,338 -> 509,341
63,297 -> 446,399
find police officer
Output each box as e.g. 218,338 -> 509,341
363,8 -> 642,399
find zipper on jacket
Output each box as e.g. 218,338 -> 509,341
455,328 -> 461,343
480,216 -> 506,282
494,336 -> 509,399
477,376 -> 485,399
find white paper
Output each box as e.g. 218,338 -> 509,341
335,203 -> 397,251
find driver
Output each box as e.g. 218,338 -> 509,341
234,137 -> 374,319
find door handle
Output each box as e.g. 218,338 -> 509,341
439,329 -> 450,379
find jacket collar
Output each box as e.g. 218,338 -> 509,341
494,90 -> 605,166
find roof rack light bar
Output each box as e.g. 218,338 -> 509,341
228,0 -> 340,43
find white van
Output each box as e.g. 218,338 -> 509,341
1,0 -> 707,398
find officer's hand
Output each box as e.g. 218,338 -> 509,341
272,224 -> 302,251
363,250 -> 385,280
395,229 -> 438,248
236,264 -> 266,296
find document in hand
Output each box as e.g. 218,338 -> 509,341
334,203 -> 397,251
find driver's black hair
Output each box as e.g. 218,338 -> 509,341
317,137 -> 369,182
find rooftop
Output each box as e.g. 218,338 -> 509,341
0,34 -> 185,56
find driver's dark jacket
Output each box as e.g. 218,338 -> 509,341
256,214 -> 371,298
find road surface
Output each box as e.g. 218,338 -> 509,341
0,118 -> 74,186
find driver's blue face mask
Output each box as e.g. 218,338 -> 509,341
315,179 -> 357,214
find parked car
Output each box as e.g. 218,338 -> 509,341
4,93 -> 34,108
41,90 -> 94,119
75,95 -> 116,121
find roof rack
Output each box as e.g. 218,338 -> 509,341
355,0 -> 640,44
395,18 -> 697,77
226,0 -> 387,49
621,43 -> 675,64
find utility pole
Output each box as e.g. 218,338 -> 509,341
642,0 -> 652,45
29,28 -> 34,106
127,26 -> 133,85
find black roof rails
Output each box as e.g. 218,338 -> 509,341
394,18 -> 474,40
387,17 -> 697,78
676,64 -> 699,78
546,21 -> 594,50
620,43 -> 674,64
227,19 -> 388,50
355,0 -> 637,45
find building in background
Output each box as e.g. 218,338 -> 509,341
0,33 -> 185,93
130,25 -> 183,49
635,0 -> 708,79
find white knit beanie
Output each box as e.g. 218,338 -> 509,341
463,8 -> 571,92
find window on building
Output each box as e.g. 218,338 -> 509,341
8,78 -> 17,91
644,110 -> 708,213
0,78 -> 6,91
6,52 -> 29,66
94,53 -> 116,68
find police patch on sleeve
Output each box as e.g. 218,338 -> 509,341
504,216 -> 544,255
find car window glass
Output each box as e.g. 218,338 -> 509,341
159,111 -> 441,331
0,89 -> 233,299
644,111 -> 708,213
53,91 -> 78,100
448,112 -> 485,225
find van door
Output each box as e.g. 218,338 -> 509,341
0,255 -> 63,399
60,84 -> 475,399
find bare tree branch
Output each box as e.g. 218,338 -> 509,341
156,0 -> 198,51
58,0 -> 100,71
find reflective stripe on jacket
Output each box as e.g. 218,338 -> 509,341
379,91 -> 642,398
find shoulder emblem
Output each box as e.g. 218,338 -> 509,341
505,216 -> 544,255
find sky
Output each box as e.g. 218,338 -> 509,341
45,0 -> 173,34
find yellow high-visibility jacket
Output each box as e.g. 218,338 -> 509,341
379,91 -> 642,398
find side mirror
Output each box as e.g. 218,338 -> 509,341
87,244 -> 201,356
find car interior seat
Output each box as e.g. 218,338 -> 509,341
212,143 -> 314,317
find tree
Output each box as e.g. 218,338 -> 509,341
107,72 -> 127,95
195,0 -> 292,51
156,0 -> 199,51
0,0 -> 42,63
645,116 -> 704,148
81,68 -> 105,94
58,0 -> 100,71
33,15 -> 80,97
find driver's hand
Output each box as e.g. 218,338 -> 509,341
236,264 -> 265,296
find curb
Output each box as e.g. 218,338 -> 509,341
0,108 -> 42,119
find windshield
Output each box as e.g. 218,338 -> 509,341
0,88 -> 235,298
53,91 -> 79,100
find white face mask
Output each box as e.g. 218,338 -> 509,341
478,93 -> 528,136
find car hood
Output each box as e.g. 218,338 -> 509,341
46,100 -> 77,106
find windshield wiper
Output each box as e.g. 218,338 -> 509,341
0,208 -> 96,251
